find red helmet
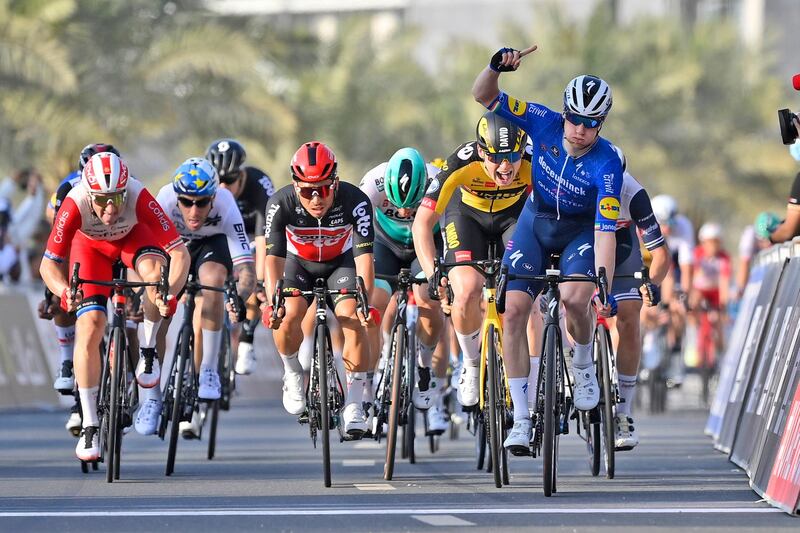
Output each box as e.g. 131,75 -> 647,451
290,141 -> 337,183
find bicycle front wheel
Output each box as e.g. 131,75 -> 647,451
106,326 -> 125,483
384,323 -> 406,480
208,326 -> 231,460
486,324 -> 504,488
542,325 -> 559,497
596,326 -> 615,479
166,325 -> 191,476
317,323 -> 333,488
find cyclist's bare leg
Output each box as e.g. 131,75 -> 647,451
561,278 -> 595,364
526,301 -> 542,409
334,297 -> 371,429
448,265 -> 485,367
369,286 -> 392,373
414,283 -> 443,367
74,310 -> 107,428
135,255 -> 169,365
502,291 -> 534,422
616,300 -> 643,416
195,262 -> 226,382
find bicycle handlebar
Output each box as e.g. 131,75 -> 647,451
270,276 -> 370,322
70,262 -> 169,303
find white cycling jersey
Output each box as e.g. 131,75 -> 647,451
666,213 -> 695,266
155,185 -> 252,267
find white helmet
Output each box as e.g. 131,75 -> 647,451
563,75 -> 613,118
651,194 -> 678,225
81,152 -> 129,195
698,222 -> 723,241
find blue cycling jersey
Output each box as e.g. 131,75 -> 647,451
49,171 -> 81,212
489,92 -> 623,232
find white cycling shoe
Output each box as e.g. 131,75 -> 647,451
135,398 -> 162,436
503,418 -> 533,456
235,342 -> 257,375
198,367 -> 222,400
343,402 -> 368,436
75,426 -> 100,461
413,366 -> 436,410
457,366 -> 479,407
282,370 -> 306,415
572,365 -> 600,410
135,348 -> 160,389
53,361 -> 75,392
614,414 -> 639,450
179,410 -> 202,440
426,405 -> 449,435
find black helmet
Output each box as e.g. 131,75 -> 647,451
475,112 -> 526,155
79,143 -> 120,171
206,139 -> 247,183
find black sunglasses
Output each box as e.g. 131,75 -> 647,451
177,196 -> 212,208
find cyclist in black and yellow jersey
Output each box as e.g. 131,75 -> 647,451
413,112 -> 531,409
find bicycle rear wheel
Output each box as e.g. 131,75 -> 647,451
542,325 -> 558,497
583,410 -> 601,476
384,323 -> 406,480
596,326 -> 615,479
208,326 -> 231,460
166,325 -> 191,476
474,411 -> 487,470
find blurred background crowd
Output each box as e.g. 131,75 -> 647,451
0,0 -> 798,288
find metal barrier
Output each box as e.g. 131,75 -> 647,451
707,237 -> 800,515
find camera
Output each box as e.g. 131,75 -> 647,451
779,108 -> 798,145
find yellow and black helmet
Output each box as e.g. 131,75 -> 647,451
475,111 -> 526,155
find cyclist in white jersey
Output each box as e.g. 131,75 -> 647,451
132,158 -> 255,437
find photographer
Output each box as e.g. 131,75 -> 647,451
768,81 -> 800,244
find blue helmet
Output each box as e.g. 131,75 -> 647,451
172,157 -> 218,197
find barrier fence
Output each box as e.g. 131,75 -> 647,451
707,238 -> 800,516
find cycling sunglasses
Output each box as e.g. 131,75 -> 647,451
294,182 -> 335,200
564,112 -> 603,129
90,191 -> 126,208
177,196 -> 213,208
484,150 -> 523,164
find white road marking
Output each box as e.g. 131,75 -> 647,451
0,507 -> 782,517
353,440 -> 381,449
353,483 -> 395,491
342,459 -> 376,467
412,515 -> 475,526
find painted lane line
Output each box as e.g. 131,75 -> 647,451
353,441 -> 381,449
342,459 -> 376,467
353,483 -> 395,491
412,515 -> 475,526
0,507 -> 782,518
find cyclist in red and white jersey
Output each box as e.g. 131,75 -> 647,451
690,223 -> 731,312
40,152 -> 190,461
262,141 -> 378,437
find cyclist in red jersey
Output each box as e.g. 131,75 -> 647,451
40,152 -> 190,461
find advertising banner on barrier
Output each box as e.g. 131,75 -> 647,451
0,290 -> 54,409
764,377 -> 800,515
731,259 -> 800,473
706,265 -> 764,439
717,260 -> 784,454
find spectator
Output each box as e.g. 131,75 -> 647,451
0,169 -> 46,283
736,212 -> 777,298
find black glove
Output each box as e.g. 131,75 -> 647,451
427,274 -> 440,301
230,294 -> 247,323
642,282 -> 661,307
489,47 -> 519,72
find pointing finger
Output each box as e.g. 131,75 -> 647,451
519,44 -> 538,57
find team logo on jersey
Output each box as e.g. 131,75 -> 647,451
425,178 -> 440,194
550,146 -> 560,158
507,96 -> 526,117
598,197 -> 621,220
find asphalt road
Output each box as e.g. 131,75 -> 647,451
0,375 -> 795,532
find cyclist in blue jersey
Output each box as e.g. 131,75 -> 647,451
473,45 -> 623,452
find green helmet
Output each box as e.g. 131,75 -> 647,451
754,211 -> 781,240
385,147 -> 428,209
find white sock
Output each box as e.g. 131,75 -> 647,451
618,373 -> 637,416
139,318 -> 161,349
139,383 -> 162,403
346,371 -> 368,406
417,341 -> 435,368
364,372 -> 375,404
380,329 -> 392,360
79,386 -> 99,427
572,341 -> 593,368
279,351 -> 303,374
508,377 -> 530,421
55,325 -> 75,364
201,329 -> 222,371
527,357 -> 540,410
455,329 -> 481,367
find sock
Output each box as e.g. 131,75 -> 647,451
298,335 -> 313,372
139,318 -> 161,349
346,371 -> 368,406
55,325 -> 75,364
240,320 -> 255,344
79,386 -> 99,427
279,351 -> 302,374
455,329 -> 481,367
417,341 -> 435,368
508,377 -> 530,421
139,383 -> 162,403
527,357 -> 540,410
572,341 -> 593,368
364,372 -> 375,403
381,329 -> 392,361
618,373 -> 637,416
201,329 -> 222,371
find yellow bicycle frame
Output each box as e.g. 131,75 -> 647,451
478,284 -> 512,411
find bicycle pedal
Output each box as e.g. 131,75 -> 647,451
57,388 -> 75,396
461,404 -> 478,413
297,413 -> 309,424
508,446 -> 531,457
425,429 -> 445,437
615,445 -> 635,452
343,430 -> 365,441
